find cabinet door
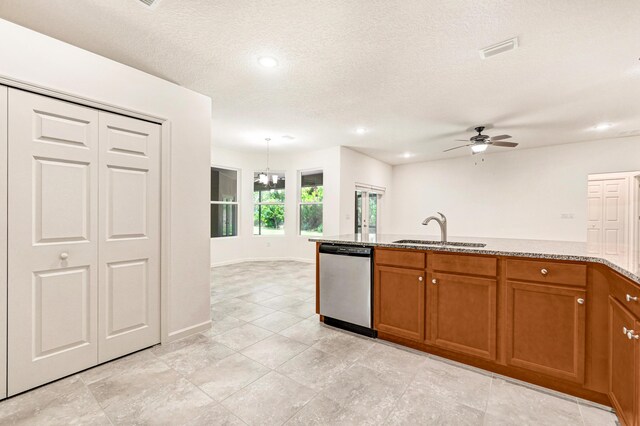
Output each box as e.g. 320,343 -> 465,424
428,273 -> 497,360
609,297 -> 637,426
506,281 -> 586,383
8,89 -> 99,395
98,112 -> 161,363
374,266 -> 425,341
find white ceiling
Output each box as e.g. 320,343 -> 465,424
1,0 -> 639,165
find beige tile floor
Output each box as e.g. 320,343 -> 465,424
0,260 -> 620,425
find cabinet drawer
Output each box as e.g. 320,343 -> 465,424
506,259 -> 586,287
610,272 -> 640,318
431,253 -> 497,277
375,249 -> 425,269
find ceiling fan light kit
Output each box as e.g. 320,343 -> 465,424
444,126 -> 519,155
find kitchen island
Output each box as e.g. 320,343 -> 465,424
310,234 -> 640,425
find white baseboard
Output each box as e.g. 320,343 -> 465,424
164,320 -> 211,343
211,257 -> 315,268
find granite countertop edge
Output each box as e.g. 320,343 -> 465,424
309,235 -> 640,286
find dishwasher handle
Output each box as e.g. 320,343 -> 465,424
319,243 -> 372,257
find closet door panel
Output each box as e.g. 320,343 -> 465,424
8,89 -> 99,396
98,112 -> 160,363
0,85 -> 7,400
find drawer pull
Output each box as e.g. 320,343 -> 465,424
540,268 -> 548,276
577,298 -> 585,305
628,330 -> 640,340
626,294 -> 639,302
418,276 -> 423,282
431,279 -> 437,285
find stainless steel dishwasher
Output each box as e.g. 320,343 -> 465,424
318,244 -> 376,337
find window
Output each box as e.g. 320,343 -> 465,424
253,172 -> 285,235
299,171 -> 323,236
210,167 -> 239,238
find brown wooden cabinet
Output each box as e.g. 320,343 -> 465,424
609,296 -> 638,426
506,281 -> 586,383
374,265 -> 425,341
428,272 -> 497,360
331,244 -> 640,417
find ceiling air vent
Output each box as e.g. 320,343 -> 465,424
479,37 -> 519,59
138,0 -> 160,7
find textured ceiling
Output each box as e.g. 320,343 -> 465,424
1,0 -> 639,164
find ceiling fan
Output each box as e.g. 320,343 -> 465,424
444,126 -> 518,154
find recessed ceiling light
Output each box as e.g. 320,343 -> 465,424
401,152 -> 414,158
593,122 -> 613,131
258,56 -> 279,68
356,128 -> 367,135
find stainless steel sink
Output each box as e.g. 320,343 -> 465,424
392,239 -> 487,248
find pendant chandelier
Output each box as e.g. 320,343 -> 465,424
258,138 -> 278,186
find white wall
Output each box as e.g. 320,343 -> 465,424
0,19 -> 212,341
390,137 -> 640,241
339,147 -> 394,235
210,145 -> 341,266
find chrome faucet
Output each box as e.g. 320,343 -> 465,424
422,212 -> 447,243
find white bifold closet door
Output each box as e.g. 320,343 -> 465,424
97,111 -> 160,363
7,89 -> 160,396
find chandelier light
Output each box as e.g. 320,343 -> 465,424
259,138 -> 278,187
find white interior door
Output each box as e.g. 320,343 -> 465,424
98,111 -> 160,363
587,177 -> 628,267
587,181 -> 603,255
602,179 -> 628,265
8,89 -> 99,395
0,85 -> 7,399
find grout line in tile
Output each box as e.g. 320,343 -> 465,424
79,374 -> 115,426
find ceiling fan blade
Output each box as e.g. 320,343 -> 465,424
454,139 -> 469,142
443,144 -> 471,152
490,134 -> 512,141
491,141 -> 518,148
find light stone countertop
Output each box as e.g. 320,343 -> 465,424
309,234 -> 640,286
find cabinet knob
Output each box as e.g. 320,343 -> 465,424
540,268 -> 548,276
626,294 -> 638,302
418,276 -> 423,282
577,298 -> 585,305
431,279 -> 437,284
60,252 -> 69,260
624,326 -> 634,336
